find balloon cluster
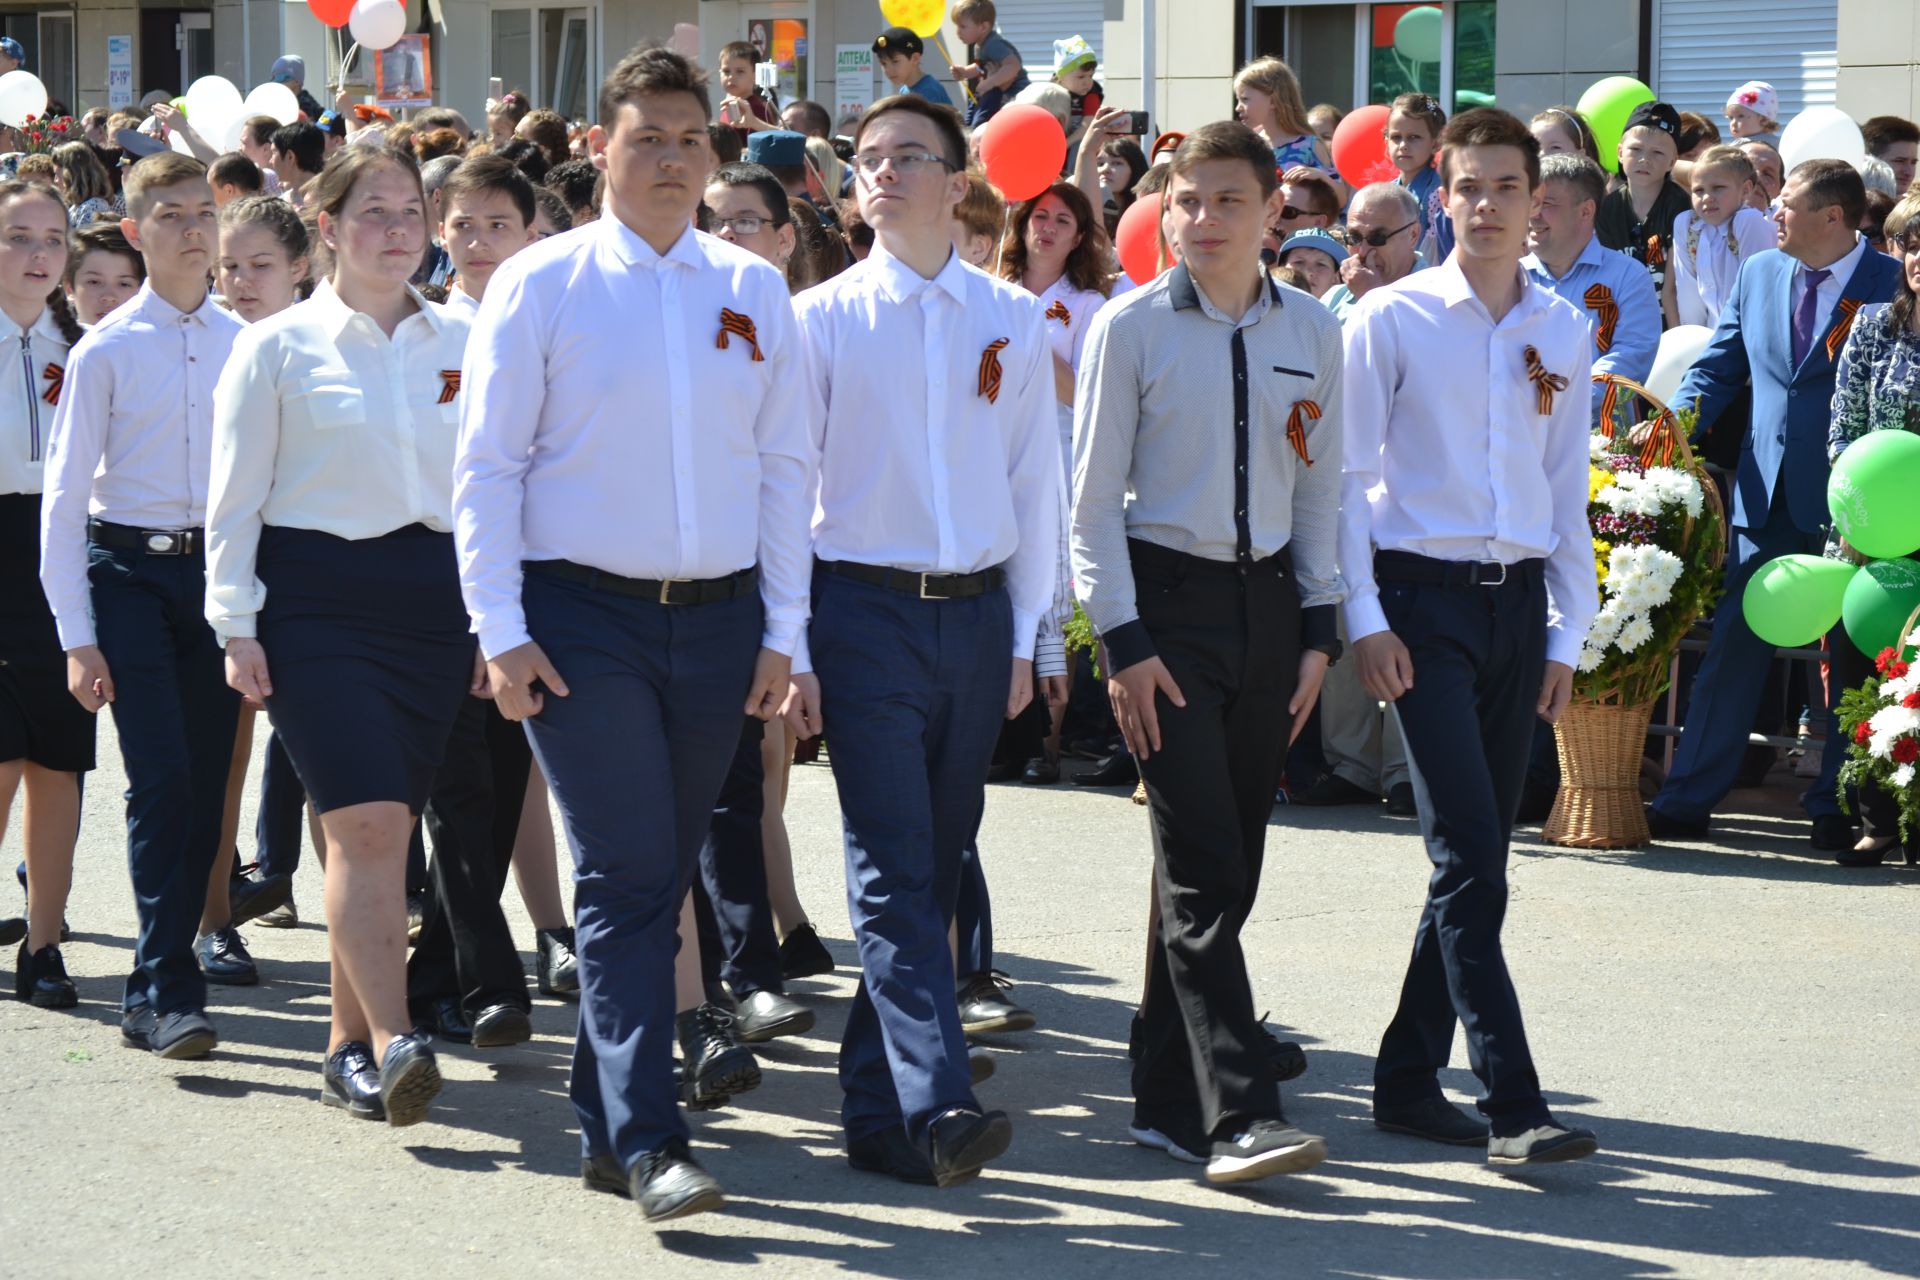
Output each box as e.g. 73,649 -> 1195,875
1745,432 -> 1920,656
309,0 -> 410,50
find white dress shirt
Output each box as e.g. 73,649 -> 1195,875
1034,275 -> 1106,374
1340,256 -> 1598,667
438,286 -> 480,319
454,218 -> 814,661
1791,233 -> 1867,345
793,245 -> 1061,673
0,306 -> 73,496
39,283 -> 244,650
205,281 -> 470,642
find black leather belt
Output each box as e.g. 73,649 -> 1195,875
523,559 -> 756,605
817,559 -> 1006,600
88,519 -> 202,556
1374,549 -> 1541,587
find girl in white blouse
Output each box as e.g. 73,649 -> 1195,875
0,179 -> 90,1008
207,148 -> 474,1129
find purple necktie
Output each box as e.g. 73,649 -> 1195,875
1791,266 -> 1832,367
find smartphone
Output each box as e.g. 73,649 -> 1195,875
488,76 -> 504,101
1127,111 -> 1150,135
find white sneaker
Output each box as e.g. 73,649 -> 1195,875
1487,1124 -> 1599,1166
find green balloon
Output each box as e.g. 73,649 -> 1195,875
1576,75 -> 1654,173
1842,558 -> 1920,657
1829,429 -> 1920,559
1394,6 -> 1442,63
1742,554 -> 1856,648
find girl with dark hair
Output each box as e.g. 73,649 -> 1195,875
0,180 -> 92,1007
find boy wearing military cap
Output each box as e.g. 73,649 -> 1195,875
874,27 -> 952,109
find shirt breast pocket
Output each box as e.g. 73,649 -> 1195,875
287,373 -> 366,431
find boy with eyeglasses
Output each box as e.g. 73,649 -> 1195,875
788,93 -> 1059,1189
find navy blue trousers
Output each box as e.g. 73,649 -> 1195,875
88,542 -> 239,1016
1372,561 -> 1552,1134
810,569 -> 1009,1143
695,715 -> 784,998
521,571 -> 761,1166
955,841 -> 992,977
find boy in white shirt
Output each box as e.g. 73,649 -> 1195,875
437,155 -> 538,317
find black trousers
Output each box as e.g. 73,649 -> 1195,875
406,696 -> 533,1015
693,715 -> 784,998
1372,557 -> 1551,1134
1129,540 -> 1298,1138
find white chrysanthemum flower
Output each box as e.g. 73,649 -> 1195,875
1894,763 -> 1916,789
1617,615 -> 1655,652
1577,646 -> 1605,672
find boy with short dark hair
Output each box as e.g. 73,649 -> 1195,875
208,152 -> 263,207
1862,114 -> 1920,192
269,121 -> 326,205
40,152 -> 246,1062
950,0 -> 1028,128
437,154 -> 537,315
873,25 -> 952,109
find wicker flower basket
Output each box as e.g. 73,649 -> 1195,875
1543,700 -> 1656,847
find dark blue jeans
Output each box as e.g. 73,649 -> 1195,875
522,572 -> 761,1167
88,542 -> 239,1016
810,569 -> 1010,1143
695,715 -> 784,998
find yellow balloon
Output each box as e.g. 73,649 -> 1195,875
879,0 -> 944,38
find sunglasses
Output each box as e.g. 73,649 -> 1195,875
1277,204 -> 1319,220
1342,219 -> 1418,248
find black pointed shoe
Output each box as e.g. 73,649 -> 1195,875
1374,1096 -> 1491,1146
957,970 -> 1036,1035
195,927 -> 259,986
15,940 -> 78,1008
733,989 -> 815,1043
151,1008 -> 218,1060
848,1125 -> 938,1185
470,1001 -> 533,1048
677,1002 -> 760,1110
926,1107 -> 1013,1187
778,922 -> 835,980
536,927 -> 579,998
629,1137 -> 725,1222
378,1031 -> 442,1127
320,1041 -> 385,1120
411,996 -> 474,1045
1072,750 -> 1138,787
582,1152 -> 630,1198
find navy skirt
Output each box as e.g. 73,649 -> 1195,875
258,523 -> 471,815
0,492 -> 95,771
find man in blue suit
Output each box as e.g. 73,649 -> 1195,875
1649,158 -> 1899,847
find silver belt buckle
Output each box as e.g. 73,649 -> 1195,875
657,578 -> 690,605
146,532 -> 177,554
1477,560 -> 1507,586
919,573 -> 948,600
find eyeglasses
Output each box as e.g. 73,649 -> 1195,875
1277,204 -> 1318,221
711,214 -> 779,235
850,150 -> 953,177
1343,219 -> 1418,248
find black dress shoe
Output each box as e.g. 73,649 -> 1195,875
536,927 -> 579,998
925,1107 -> 1013,1187
411,996 -> 474,1045
986,760 -> 1022,782
1836,837 -> 1897,867
151,1008 -> 218,1060
677,1002 -> 760,1110
1291,772 -> 1381,806
120,1005 -> 158,1050
1810,813 -> 1859,852
470,1001 -> 533,1048
0,916 -> 23,947
378,1031 -> 442,1127
733,989 -> 815,1043
1645,805 -> 1710,839
969,1046 -> 995,1085
1385,782 -> 1419,817
320,1041 -> 385,1120
778,922 -> 835,980
629,1137 -> 724,1222
195,927 -> 259,986
1072,750 -> 1138,787
227,866 -> 293,927
1256,1016 -> 1307,1082
848,1125 -> 938,1184
957,970 -> 1035,1034
1021,756 -> 1060,784
1374,1096 -> 1491,1146
703,979 -> 738,1012
581,1152 -> 630,1198
15,940 -> 78,1008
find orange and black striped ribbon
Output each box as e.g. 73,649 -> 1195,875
1641,418 -> 1676,468
1595,375 -> 1620,440
1645,233 -> 1665,269
979,338 -> 1009,403
1285,399 -> 1319,466
1826,297 -> 1862,363
716,308 -> 764,362
40,362 -> 62,406
438,370 -> 461,404
1583,284 -> 1618,354
1044,299 -> 1071,325
1524,345 -> 1567,414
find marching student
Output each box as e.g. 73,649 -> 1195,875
207,146 -> 474,1127
1072,122 -> 1343,1183
0,180 -> 90,1006
62,224 -> 143,325
40,153 -> 243,1060
1341,108 -> 1599,1165
453,45 -> 811,1221
436,155 -> 538,319
789,92 -> 1058,1188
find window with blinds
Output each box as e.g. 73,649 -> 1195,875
983,1 -> 1106,81
1653,0 -> 1836,123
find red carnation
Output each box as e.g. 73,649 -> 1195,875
1856,722 -> 1874,745
1892,661 -> 1912,681
1905,692 -> 1920,709
1895,737 -> 1920,765
1878,647 -> 1899,673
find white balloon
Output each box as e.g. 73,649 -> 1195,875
1778,106 -> 1867,173
168,128 -> 196,156
349,0 -> 408,52
1645,324 -> 1715,406
241,81 -> 300,126
182,74 -> 242,143
0,69 -> 49,130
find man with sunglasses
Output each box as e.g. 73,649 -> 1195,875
788,93 -> 1060,1189
1322,182 -> 1425,321
1264,168 -> 1340,261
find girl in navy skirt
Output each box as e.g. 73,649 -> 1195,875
206,149 -> 477,1128
0,180 -> 92,1007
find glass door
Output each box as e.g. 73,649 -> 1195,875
542,7 -> 590,120
36,10 -> 73,113
177,12 -> 213,93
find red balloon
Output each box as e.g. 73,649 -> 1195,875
307,0 -> 356,28
1115,196 -> 1174,286
978,104 -> 1067,202
1330,103 -> 1398,188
